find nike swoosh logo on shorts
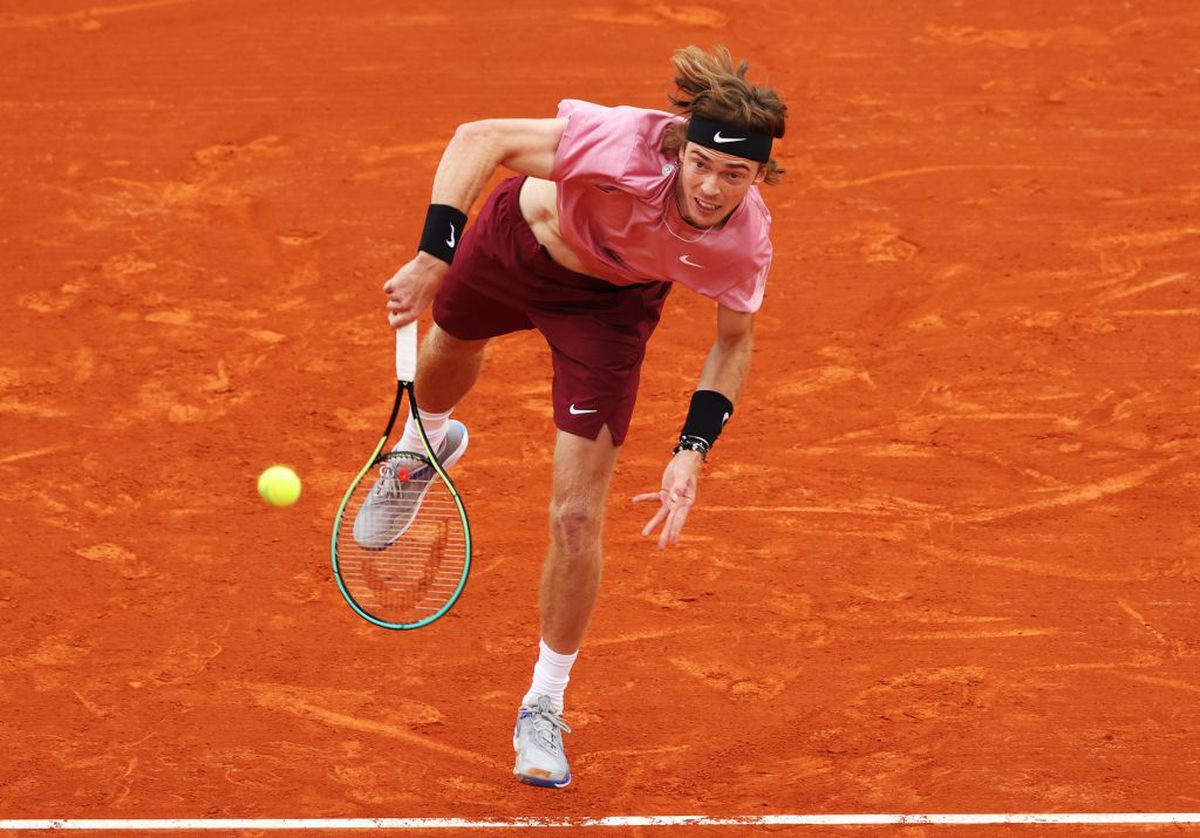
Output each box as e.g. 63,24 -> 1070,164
713,132 -> 746,144
569,404 -> 598,415
446,224 -> 456,248
679,255 -> 704,268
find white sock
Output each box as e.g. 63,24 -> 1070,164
394,406 -> 454,454
522,639 -> 578,714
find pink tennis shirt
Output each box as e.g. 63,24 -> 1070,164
550,99 -> 773,313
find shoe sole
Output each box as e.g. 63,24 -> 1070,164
512,734 -> 571,789
515,770 -> 571,789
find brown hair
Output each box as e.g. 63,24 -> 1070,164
661,45 -> 787,185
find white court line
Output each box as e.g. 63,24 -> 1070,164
2,814 -> 1200,829
0,444 -> 69,466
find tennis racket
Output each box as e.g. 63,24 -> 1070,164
331,322 -> 471,629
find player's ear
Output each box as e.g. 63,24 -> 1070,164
753,164 -> 767,185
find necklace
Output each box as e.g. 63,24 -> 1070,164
663,186 -> 714,243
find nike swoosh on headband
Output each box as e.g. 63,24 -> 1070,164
687,114 -> 773,163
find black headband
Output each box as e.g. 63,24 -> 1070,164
685,114 -> 773,163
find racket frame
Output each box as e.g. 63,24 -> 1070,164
330,323 -> 472,629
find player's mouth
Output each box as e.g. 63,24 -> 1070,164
693,196 -> 722,217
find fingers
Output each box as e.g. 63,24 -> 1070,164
635,490 -> 670,537
382,262 -> 426,328
655,497 -> 692,549
386,299 -> 415,327
387,308 -> 418,330
635,470 -> 698,547
641,502 -> 669,537
385,289 -> 422,329
666,501 -> 691,547
656,506 -> 677,549
637,487 -> 695,548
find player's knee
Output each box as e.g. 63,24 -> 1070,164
427,324 -> 488,360
548,497 -> 601,553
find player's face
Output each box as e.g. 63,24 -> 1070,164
675,142 -> 766,228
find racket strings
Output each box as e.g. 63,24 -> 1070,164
336,453 -> 468,625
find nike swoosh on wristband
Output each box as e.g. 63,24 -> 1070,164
568,404 -> 598,415
712,132 -> 746,143
679,255 -> 704,268
446,224 -> 456,248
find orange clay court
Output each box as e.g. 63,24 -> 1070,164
1,1 -> 1199,836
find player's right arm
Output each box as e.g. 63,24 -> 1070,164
384,118 -> 568,329
431,118 -> 567,206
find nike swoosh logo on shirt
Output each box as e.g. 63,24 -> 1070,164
569,404 -> 598,415
679,255 -> 704,268
713,132 -> 746,144
446,224 -> 457,248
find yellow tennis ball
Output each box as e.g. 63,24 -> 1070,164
258,465 -> 301,507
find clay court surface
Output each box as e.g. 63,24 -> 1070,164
2,0 -> 1200,835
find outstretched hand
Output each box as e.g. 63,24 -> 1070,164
632,450 -> 704,549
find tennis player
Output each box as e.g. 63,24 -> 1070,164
366,45 -> 786,787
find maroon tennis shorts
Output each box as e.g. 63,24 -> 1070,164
432,176 -> 671,446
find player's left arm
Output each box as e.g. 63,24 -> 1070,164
633,304 -> 754,549
695,304 -> 755,403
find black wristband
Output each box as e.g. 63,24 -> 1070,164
418,204 -> 468,265
680,389 -> 734,448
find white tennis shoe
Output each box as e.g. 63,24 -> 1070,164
513,695 -> 572,788
351,420 -> 468,550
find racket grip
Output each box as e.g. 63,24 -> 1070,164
395,322 -> 418,382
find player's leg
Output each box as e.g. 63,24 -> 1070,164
392,174 -> 539,456
354,177 -> 534,549
540,426 -> 620,652
390,324 -> 488,457
514,425 -> 619,789
412,325 -> 488,413
514,282 -> 668,788
352,326 -> 483,549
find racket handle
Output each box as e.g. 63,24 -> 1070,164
395,322 -> 418,382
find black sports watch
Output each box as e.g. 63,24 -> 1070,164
672,434 -> 711,461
